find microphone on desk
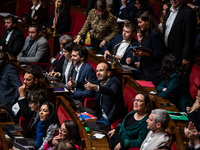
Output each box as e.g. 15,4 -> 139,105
112,40 -> 134,69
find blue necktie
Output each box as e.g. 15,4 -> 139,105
22,40 -> 34,57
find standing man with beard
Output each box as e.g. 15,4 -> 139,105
0,15 -> 24,56
84,62 -> 125,126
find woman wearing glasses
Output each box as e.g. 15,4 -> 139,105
108,92 -> 151,150
43,120 -> 81,150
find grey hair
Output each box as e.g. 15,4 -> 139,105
151,109 -> 169,130
59,35 -> 72,43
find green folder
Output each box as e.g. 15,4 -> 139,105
167,111 -> 188,121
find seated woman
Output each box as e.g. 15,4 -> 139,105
108,92 -> 151,149
134,11 -> 166,86
49,0 -> 71,34
36,102 -> 60,150
74,0 -> 119,52
23,0 -> 48,25
48,41 -> 75,84
22,90 -> 46,138
156,54 -> 193,112
43,120 -> 81,150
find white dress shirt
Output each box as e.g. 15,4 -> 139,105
164,6 -> 181,46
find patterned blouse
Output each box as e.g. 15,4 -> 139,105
78,9 -> 119,42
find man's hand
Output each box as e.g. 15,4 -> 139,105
115,55 -> 122,61
99,40 -> 106,48
74,36 -> 81,44
135,62 -> 140,68
104,50 -> 111,59
0,46 -> 2,50
17,57 -> 19,62
114,142 -> 122,150
134,50 -> 150,57
187,3 -> 196,9
182,59 -> 190,70
50,57 -> 55,63
108,129 -> 116,138
126,57 -> 132,65
67,77 -> 76,89
18,84 -> 27,98
48,71 -> 59,77
84,79 -> 98,91
191,99 -> 200,112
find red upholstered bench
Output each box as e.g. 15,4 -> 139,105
110,84 -> 137,129
19,116 -> 30,133
0,21 -> 5,38
16,0 -> 32,20
57,105 -> 71,125
80,0 -> 88,8
189,64 -> 200,100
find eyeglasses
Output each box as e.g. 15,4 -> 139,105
59,128 -> 67,134
133,99 -> 144,103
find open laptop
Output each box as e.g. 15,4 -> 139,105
3,126 -> 36,149
3,124 -> 23,133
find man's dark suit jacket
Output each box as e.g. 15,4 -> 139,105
51,56 -> 65,73
95,76 -> 125,122
188,108 -> 200,132
119,0 -> 138,21
163,4 -> 197,61
1,27 -> 24,56
71,62 -> 96,102
50,6 -> 71,34
102,34 -> 139,66
25,4 -> 48,24
0,64 -> 22,105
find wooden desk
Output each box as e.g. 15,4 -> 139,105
88,50 -> 133,80
56,96 -> 110,150
121,75 -> 187,150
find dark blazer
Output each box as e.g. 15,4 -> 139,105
25,4 -> 48,25
71,62 -> 96,102
95,76 -> 125,122
50,6 -> 71,34
61,59 -> 75,84
163,4 -> 197,60
193,0 -> 200,6
119,0 -> 138,21
24,113 -> 39,138
188,108 -> 200,132
1,27 -> 24,56
140,32 -> 166,86
18,96 -> 39,138
52,55 -> 65,73
102,34 -> 139,66
0,64 -> 22,105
